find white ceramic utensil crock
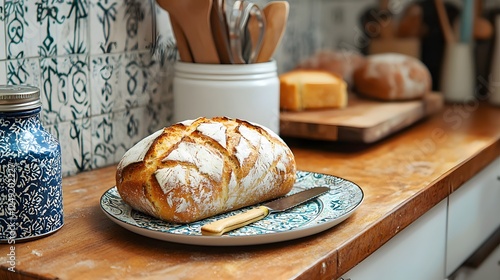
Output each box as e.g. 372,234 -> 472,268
173,60 -> 280,133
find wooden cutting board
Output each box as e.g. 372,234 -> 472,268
279,92 -> 443,143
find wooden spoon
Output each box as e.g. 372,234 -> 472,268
255,1 -> 289,63
170,17 -> 193,62
434,0 -> 455,44
156,0 -> 220,64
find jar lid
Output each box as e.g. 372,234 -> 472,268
0,85 -> 42,112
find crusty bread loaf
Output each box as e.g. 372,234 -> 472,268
116,117 -> 296,224
353,53 -> 432,100
280,70 -> 348,111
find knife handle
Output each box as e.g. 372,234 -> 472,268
201,206 -> 269,236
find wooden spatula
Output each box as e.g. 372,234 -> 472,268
157,0 -> 220,64
170,17 -> 193,62
255,1 -> 289,63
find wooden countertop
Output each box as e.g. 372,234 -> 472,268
2,102 -> 500,280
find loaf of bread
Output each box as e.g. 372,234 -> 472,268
280,70 -> 348,111
116,117 -> 296,224
353,53 -> 432,100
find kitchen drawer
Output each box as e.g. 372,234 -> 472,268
339,200 -> 447,280
450,243 -> 500,280
446,156 -> 500,276
462,243 -> 500,280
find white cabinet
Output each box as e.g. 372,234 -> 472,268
339,200 -> 447,280
446,157 -> 500,276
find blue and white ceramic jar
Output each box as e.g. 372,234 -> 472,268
0,85 -> 63,242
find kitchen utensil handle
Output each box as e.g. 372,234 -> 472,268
434,0 -> 455,43
247,5 -> 265,63
201,206 -> 269,236
170,18 -> 193,62
460,0 -> 474,42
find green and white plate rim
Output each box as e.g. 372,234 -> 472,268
100,170 -> 364,246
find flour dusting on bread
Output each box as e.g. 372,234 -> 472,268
118,129 -> 163,170
354,53 -> 431,100
116,117 -> 296,223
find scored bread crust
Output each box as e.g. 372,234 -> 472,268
116,117 -> 297,224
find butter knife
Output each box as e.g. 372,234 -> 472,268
201,186 -> 330,236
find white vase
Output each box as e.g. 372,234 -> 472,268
440,42 -> 476,103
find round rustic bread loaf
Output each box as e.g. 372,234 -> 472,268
353,53 -> 432,100
116,117 -> 296,224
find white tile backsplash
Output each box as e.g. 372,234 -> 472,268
0,0 -> 5,60
0,60 -> 5,84
46,118 -> 93,174
89,0 -> 155,54
50,0 -> 89,55
40,55 -> 90,124
6,57 -> 41,87
4,0 -> 44,59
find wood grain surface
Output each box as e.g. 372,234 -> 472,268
280,92 -> 443,142
1,102 -> 500,280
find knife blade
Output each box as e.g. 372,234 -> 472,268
201,186 -> 330,236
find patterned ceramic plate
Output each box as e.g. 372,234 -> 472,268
100,171 -> 364,246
